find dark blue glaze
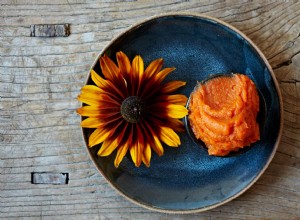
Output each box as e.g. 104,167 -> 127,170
86,15 -> 281,212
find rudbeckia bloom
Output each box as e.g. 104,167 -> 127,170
77,51 -> 188,167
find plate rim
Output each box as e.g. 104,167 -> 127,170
80,12 -> 284,214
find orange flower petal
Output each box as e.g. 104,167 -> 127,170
142,143 -> 151,167
159,126 -> 180,147
100,55 -> 120,82
106,80 -> 127,100
144,58 -> 163,78
91,68 -> 125,100
78,93 -> 120,106
81,85 -> 103,93
97,122 -> 128,157
88,128 -> 112,147
143,121 -> 164,156
76,106 -> 120,117
138,58 -> 164,96
81,84 -> 120,102
130,141 -> 138,167
117,51 -> 131,76
136,124 -> 144,166
140,67 -> 175,99
130,124 -> 143,167
155,67 -> 176,84
165,104 -> 188,118
148,116 -> 185,133
161,81 -> 186,94
164,118 -> 185,132
151,103 -> 188,119
132,55 -> 144,79
154,94 -> 188,105
151,132 -> 164,156
97,138 -> 119,156
89,120 -> 124,148
77,96 -> 114,108
114,142 -> 129,168
80,118 -> 104,128
132,55 -> 144,95
91,69 -> 107,89
78,94 -> 99,106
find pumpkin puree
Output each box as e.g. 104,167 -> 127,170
189,74 -> 260,156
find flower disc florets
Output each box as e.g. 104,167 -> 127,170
121,96 -> 145,123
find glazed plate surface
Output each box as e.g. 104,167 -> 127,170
83,14 -> 282,213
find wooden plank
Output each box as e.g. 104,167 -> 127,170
0,0 -> 299,219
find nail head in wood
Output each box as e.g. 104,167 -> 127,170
30,24 -> 70,37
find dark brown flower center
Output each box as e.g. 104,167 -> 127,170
121,96 -> 145,123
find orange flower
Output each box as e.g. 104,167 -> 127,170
77,51 -> 188,167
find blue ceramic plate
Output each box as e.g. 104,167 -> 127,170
83,14 -> 283,213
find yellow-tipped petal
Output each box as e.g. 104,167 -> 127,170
130,142 -> 137,166
132,55 -> 144,79
106,78 -> 127,99
130,142 -> 141,167
76,106 -> 120,117
152,134 -> 164,156
80,118 -> 104,128
165,118 -> 185,133
100,55 -> 120,81
101,56 -> 128,98
97,138 -> 119,156
88,128 -> 112,147
81,84 -> 121,102
89,120 -> 124,147
142,143 -> 151,167
155,67 -> 176,83
114,123 -> 132,167
143,122 -> 164,156
98,122 -> 127,156
159,126 -> 180,147
130,124 -> 143,167
81,85 -> 103,94
117,51 -> 131,75
91,68 -> 125,101
78,93 -> 120,106
91,69 -> 107,88
161,81 -> 186,93
136,124 -> 144,166
139,67 -> 176,99
78,93 -> 119,107
76,106 -> 98,116
78,94 -> 99,106
150,103 -> 188,119
166,104 -> 188,118
114,143 -> 129,168
144,58 -> 163,78
155,94 -> 188,105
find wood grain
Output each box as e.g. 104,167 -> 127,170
0,0 -> 299,219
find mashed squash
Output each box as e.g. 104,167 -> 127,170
188,74 -> 260,156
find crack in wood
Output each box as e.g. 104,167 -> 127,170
280,79 -> 300,83
273,50 -> 300,70
273,60 -> 293,69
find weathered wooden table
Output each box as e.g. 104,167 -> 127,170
1,1 -> 299,219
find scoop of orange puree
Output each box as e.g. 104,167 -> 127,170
188,74 -> 260,156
